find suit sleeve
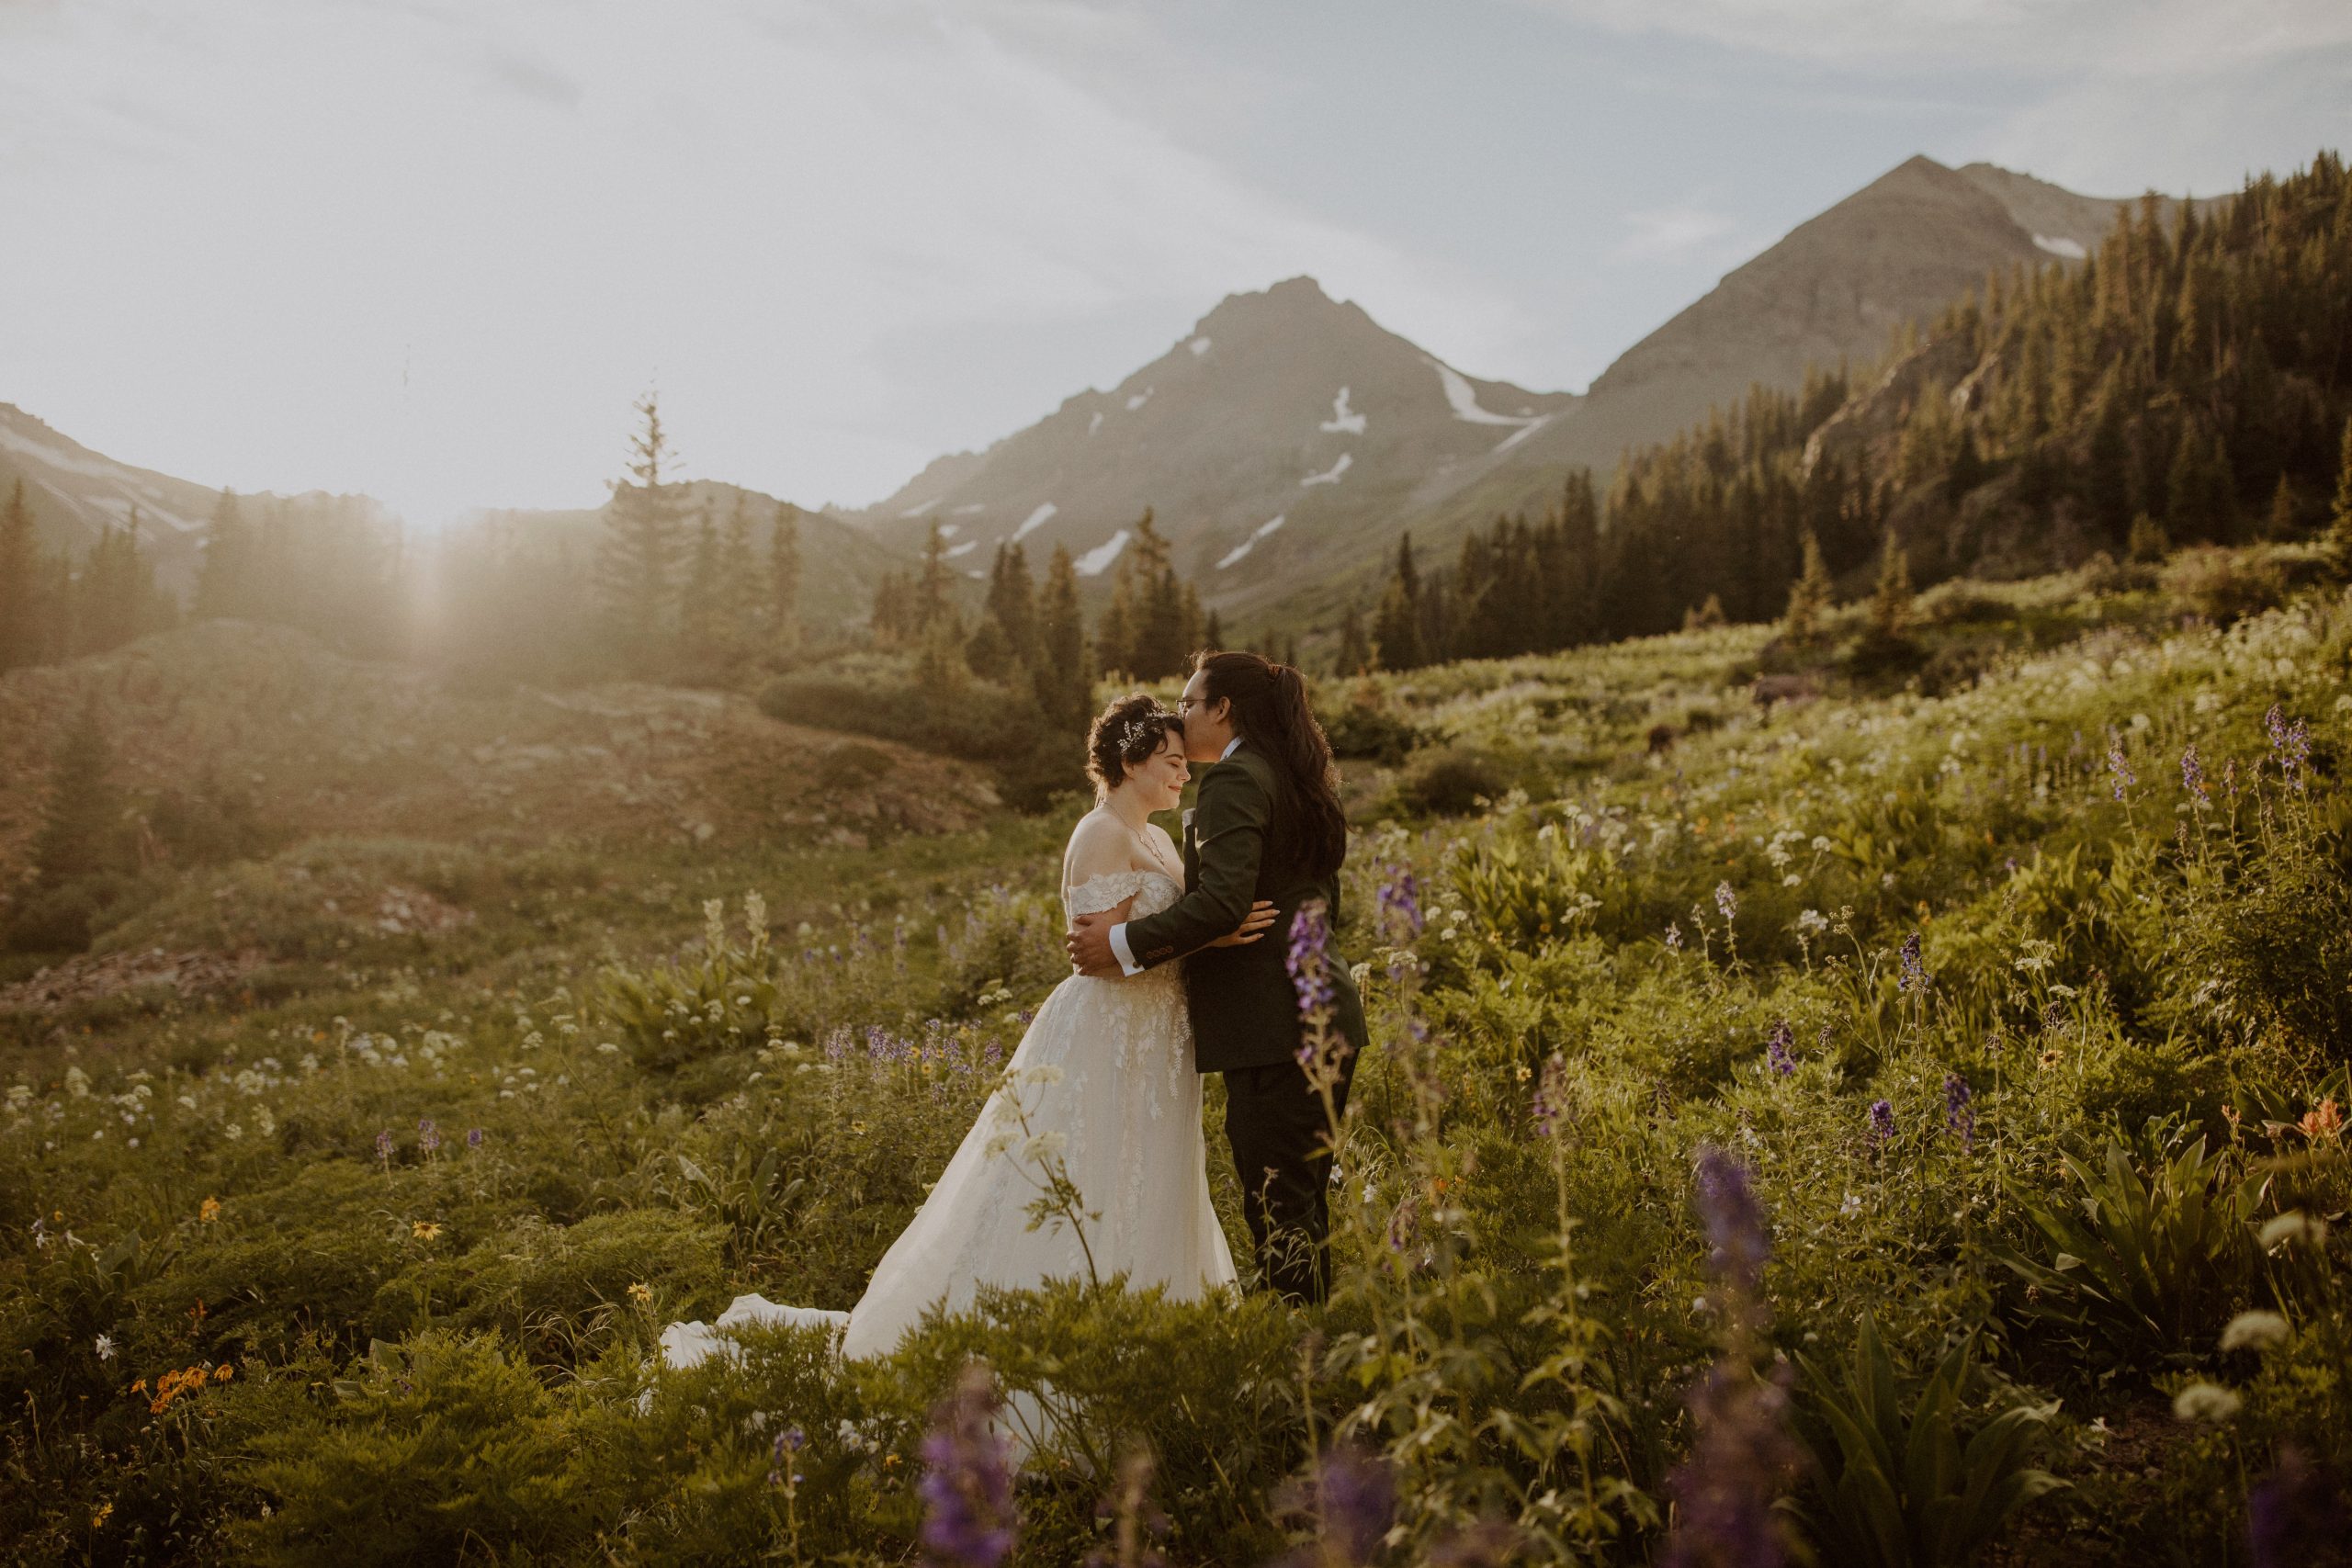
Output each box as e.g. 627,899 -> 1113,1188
1118,762 -> 1267,969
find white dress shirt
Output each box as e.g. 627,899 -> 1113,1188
1106,735 -> 1241,976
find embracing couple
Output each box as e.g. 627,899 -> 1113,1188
821,649 -> 1371,1359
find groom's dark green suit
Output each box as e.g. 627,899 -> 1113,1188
1118,740 -> 1367,1303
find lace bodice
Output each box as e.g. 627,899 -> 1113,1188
1063,867 -> 1182,921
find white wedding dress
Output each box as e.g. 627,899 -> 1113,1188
658,866 -> 1236,1375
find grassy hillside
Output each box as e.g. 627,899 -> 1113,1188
4,553 -> 2350,1563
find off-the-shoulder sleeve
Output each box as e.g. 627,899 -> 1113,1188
1065,871 -> 1149,918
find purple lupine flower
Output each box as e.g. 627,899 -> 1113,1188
1662,1362 -> 1796,1568
1285,902 -> 1336,1021
1386,1196 -> 1419,1255
1714,882 -> 1739,923
2246,1446 -> 2346,1568
1693,1145 -> 1770,1296
1375,865 -> 1423,943
1816,1021 -> 1833,1055
2181,744 -> 2208,798
1944,1073 -> 1975,1149
2266,704 -> 2312,792
768,1426 -> 805,1488
466,1127 -> 485,1150
1665,921 -> 1684,952
1307,1444 -> 1396,1565
417,1118 -> 440,1156
2107,739 -> 2136,800
374,1129 -> 393,1166
1765,1021 -> 1795,1077
1532,1053 -> 1568,1134
917,1363 -> 1017,1568
1898,932 -> 1928,996
1866,1099 -> 1895,1149
823,1027 -> 850,1064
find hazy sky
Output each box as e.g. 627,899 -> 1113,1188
3,0 -> 2345,525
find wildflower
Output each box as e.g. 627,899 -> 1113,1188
2173,1382 -> 2243,1422
418,1118 -> 441,1156
1284,902 -> 1337,1021
1019,1131 -> 1067,1163
1944,1073 -> 1974,1149
2299,1099 -> 2342,1142
1866,1099 -> 1895,1149
1665,921 -> 1684,952
92,1502 -> 112,1529
1375,865 -> 1423,943
1386,1196 -> 1420,1253
374,1129 -> 393,1168
2222,1311 -> 2291,1353
466,1127 -> 485,1150
1663,1361 -> 1797,1568
1531,1053 -> 1567,1137
95,1334 -> 116,1361
917,1362 -> 1017,1568
2106,739 -> 2135,801
1298,1443 -> 1396,1564
412,1221 -> 441,1240
2245,1446 -> 2346,1568
1692,1145 -> 1769,1296
2265,704 -> 2311,791
628,1281 -> 653,1306
2181,744 -> 2208,798
1765,1021 -> 1795,1077
1795,908 -> 1827,936
1897,932 -> 1928,996
198,1196 -> 220,1224
213,1363 -> 232,1382
1714,881 -> 1738,923
851,1119 -> 868,1136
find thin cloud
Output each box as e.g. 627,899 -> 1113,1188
1612,204 -> 1743,264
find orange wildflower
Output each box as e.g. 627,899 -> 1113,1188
2300,1099 -> 2342,1142
198,1197 -> 220,1224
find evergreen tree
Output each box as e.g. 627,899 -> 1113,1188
1783,529 -> 1835,646
1335,604 -> 1371,677
981,541 -> 1039,668
0,479 -> 39,671
2166,419 -> 2235,543
913,521 -> 958,638
2265,473 -> 2300,541
1371,533 -> 1427,671
1035,543 -> 1091,730
1202,608 -> 1224,651
1869,528 -> 1914,641
680,505 -> 723,660
193,488 -> 252,621
768,502 -> 803,654
2330,416 -> 2352,580
718,494 -> 760,649
2127,513 -> 2170,564
29,694 -> 120,888
596,394 -> 686,659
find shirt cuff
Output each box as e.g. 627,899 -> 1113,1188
1107,922 -> 1145,976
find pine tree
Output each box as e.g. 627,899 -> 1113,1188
1202,608 -> 1224,651
193,488 -> 252,621
29,693 -> 120,888
596,394 -> 686,658
680,505 -> 723,660
2329,415 -> 2352,580
1868,527 -> 1914,641
912,522 -> 958,639
2265,473 -> 2299,541
768,502 -> 802,654
718,494 -> 759,649
1035,543 -> 1090,729
981,541 -> 1039,668
1335,604 -> 1371,677
1371,533 -> 1427,671
1782,529 -> 1834,646
2165,419 -> 2235,543
0,479 -> 40,671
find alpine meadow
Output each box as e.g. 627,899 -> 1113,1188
6,22 -> 2352,1564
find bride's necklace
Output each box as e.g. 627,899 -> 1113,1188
1107,803 -> 1180,882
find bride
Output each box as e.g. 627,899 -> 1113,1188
664,694 -> 1267,1369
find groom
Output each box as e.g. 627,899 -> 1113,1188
1066,649 -> 1368,1305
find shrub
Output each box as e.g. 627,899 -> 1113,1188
2163,546 -> 2290,625
1397,745 -> 1509,817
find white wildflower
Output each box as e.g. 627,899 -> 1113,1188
2171,1382 -> 2242,1423
2221,1311 -> 2290,1352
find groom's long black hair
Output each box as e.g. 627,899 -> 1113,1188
1194,649 -> 1346,881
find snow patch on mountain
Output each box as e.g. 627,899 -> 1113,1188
1012,502 -> 1057,542
2032,232 -> 2088,260
1490,418 -> 1551,455
953,502 -> 986,514
1301,453 -> 1352,488
1125,387 -> 1154,412
899,499 -> 937,518
1428,358 -> 1544,427
1216,513 -> 1287,570
1187,336 -> 1212,356
944,539 -> 978,558
1075,528 -> 1131,576
1318,388 -> 1366,436
939,523 -> 961,538
1087,411 -> 1103,436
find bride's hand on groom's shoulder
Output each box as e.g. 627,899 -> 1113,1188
1206,900 -> 1279,949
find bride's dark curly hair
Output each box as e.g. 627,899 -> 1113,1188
1085,692 -> 1182,793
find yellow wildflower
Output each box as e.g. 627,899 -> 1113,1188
1515,1064 -> 1532,1082
198,1197 -> 220,1224
412,1221 -> 442,1240
213,1364 -> 233,1382
851,1120 -> 868,1135
627,1281 -> 653,1306
92,1502 -> 113,1529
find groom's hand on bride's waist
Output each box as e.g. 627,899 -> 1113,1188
1065,912 -> 1123,977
